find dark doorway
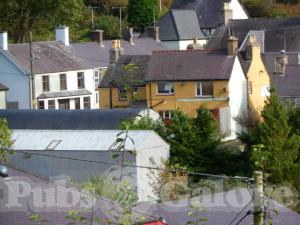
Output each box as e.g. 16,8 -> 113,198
58,99 -> 70,109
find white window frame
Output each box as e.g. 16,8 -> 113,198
159,110 -> 172,119
119,87 -> 127,101
196,82 -> 213,97
157,82 -> 174,95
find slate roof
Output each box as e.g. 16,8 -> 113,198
136,188 -> 300,225
145,50 -> 235,81
71,38 -> 167,69
171,0 -> 232,29
0,83 -> 8,91
100,55 -> 150,88
0,164 -> 145,225
0,109 -> 144,130
6,41 -> 91,74
207,18 -> 300,50
157,10 -> 207,41
263,53 -> 300,97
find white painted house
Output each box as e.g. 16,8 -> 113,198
0,83 -> 8,109
9,130 -> 170,202
156,0 -> 248,50
0,27 -> 98,109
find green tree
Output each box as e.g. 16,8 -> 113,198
243,0 -> 286,17
0,119 -> 13,162
85,0 -> 128,14
93,15 -> 127,39
127,0 -> 160,28
0,0 -> 86,43
244,92 -> 300,183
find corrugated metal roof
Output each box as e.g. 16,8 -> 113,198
11,130 -> 168,151
0,109 -> 145,130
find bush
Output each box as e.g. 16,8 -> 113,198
93,15 -> 127,39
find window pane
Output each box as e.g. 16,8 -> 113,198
77,72 -> 85,89
84,97 -> 91,109
196,83 -> 201,96
75,98 -> 81,109
202,82 -> 213,96
42,76 -> 49,91
119,88 -> 127,101
60,74 -> 67,90
158,82 -> 174,94
48,100 -> 55,109
38,101 -> 45,109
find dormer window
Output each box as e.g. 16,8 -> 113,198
274,55 -> 288,74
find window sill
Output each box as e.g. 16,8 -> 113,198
157,93 -> 175,96
195,96 -> 214,98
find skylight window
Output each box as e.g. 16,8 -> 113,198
45,140 -> 62,150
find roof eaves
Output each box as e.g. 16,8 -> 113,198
0,48 -> 28,75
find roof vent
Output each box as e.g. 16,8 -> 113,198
46,140 -> 62,150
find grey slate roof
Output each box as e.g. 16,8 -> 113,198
37,89 -> 92,99
263,53 -> 300,97
146,49 -> 235,81
6,41 -> 91,74
0,109 -> 144,130
157,10 -> 207,41
0,82 -> 8,91
100,55 -> 150,88
171,0 -> 233,29
136,188 -> 300,225
71,38 -> 167,69
0,164 -> 132,225
207,18 -> 300,50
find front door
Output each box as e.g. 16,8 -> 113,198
58,99 -> 70,109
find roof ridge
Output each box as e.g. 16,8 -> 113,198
152,48 -> 222,53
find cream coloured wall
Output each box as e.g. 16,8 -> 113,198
0,91 -> 6,109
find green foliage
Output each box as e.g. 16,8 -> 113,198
186,205 -> 208,225
250,93 -> 300,183
277,0 -> 299,4
242,0 -> 288,17
85,0 -> 128,14
0,119 -> 13,162
0,0 -> 87,43
64,210 -> 88,225
127,0 -> 160,28
29,214 -> 48,225
93,15 -> 127,39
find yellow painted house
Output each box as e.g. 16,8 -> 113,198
238,33 -> 270,118
99,35 -> 270,139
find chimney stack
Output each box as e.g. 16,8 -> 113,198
109,40 -> 124,64
123,27 -> 134,45
223,2 -> 233,25
55,26 -> 69,46
0,32 -> 8,51
94,30 -> 104,47
227,35 -> 238,56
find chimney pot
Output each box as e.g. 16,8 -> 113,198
55,26 -> 69,46
0,32 -> 8,51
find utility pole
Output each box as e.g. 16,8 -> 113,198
254,171 -> 264,225
29,31 -> 35,109
112,7 -> 126,39
159,0 -> 162,12
88,6 -> 101,27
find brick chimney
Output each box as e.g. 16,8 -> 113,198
109,40 -> 124,64
0,31 -> 8,51
227,35 -> 238,56
222,2 -> 233,25
91,30 -> 104,47
55,25 -> 69,46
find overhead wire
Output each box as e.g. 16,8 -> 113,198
8,149 -> 254,182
